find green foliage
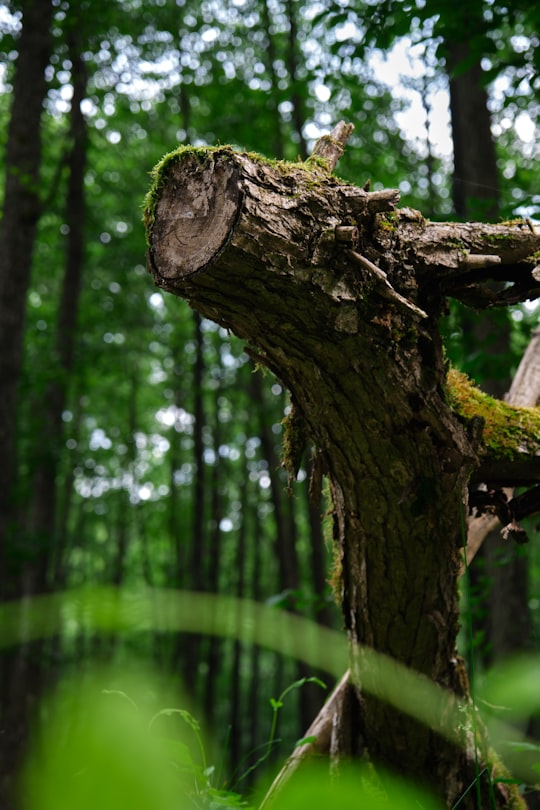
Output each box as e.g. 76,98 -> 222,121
238,676 -> 327,785
21,657 -> 540,808
1,588 -> 538,805
19,664 -> 445,810
21,670 -> 253,810
275,764 -> 443,809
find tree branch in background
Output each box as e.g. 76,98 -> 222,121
464,328 -> 540,567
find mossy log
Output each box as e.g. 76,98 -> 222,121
145,123 -> 540,808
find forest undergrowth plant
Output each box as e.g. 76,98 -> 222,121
457,501 -> 488,810
456,504 -> 540,808
5,587 -> 540,808
21,674 -> 253,810
229,676 -> 327,791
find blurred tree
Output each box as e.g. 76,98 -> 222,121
0,1 -> 55,803
0,0 -> 54,591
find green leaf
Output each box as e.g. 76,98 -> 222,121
149,707 -> 201,734
480,655 -> 540,718
295,735 -> 317,747
276,763 -> 443,809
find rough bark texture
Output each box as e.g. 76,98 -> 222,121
145,128 -> 540,807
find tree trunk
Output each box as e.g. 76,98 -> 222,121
179,311 -> 206,694
260,0 -> 286,160
446,42 -> 499,221
445,34 -> 534,692
0,0 -> 54,594
26,28 -> 88,594
145,124 -> 540,807
0,4 -> 54,806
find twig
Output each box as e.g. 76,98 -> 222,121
309,121 -> 355,172
346,250 -> 428,319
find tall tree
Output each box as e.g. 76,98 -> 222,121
0,0 -> 54,593
0,3 -> 54,804
445,39 -> 499,221
26,14 -> 89,594
145,124 -> 540,807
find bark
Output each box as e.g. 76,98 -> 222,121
305,456 -> 336,628
145,125 -> 540,807
260,0 -> 285,160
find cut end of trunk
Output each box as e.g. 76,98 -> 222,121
147,150 -> 242,284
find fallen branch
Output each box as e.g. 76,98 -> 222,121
258,670 -> 352,809
463,327 -> 540,568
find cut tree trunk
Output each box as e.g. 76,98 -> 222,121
145,124 -> 540,808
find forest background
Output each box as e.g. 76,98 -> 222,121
0,0 -> 539,807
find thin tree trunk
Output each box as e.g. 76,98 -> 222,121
181,311 -> 206,694
246,491 -> 263,787
446,30 -> 533,714
284,0 -> 307,159
260,0 -> 285,159
252,373 -> 299,591
446,42 -> 499,221
203,389 -> 224,725
229,466 -> 248,774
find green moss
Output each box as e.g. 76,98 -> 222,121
304,154 -> 331,171
484,231 -> 519,245
379,211 -> 398,232
487,748 -> 528,809
499,218 -> 524,226
442,238 -> 466,250
447,368 -> 540,459
281,402 -> 309,490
